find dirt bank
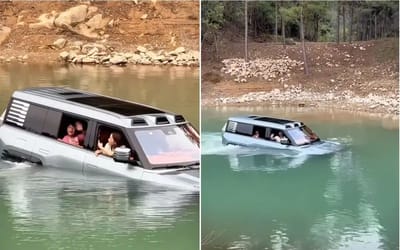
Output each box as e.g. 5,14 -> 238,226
0,1 -> 198,65
202,38 -> 399,115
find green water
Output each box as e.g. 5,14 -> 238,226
201,106 -> 399,250
0,64 -> 199,250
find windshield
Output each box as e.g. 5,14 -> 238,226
286,127 -> 311,145
301,125 -> 320,141
132,124 -> 199,166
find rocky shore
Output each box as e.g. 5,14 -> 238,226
203,38 -> 398,117
58,43 -> 198,66
210,85 -> 399,116
0,2 -> 199,66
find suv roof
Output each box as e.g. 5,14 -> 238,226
12,87 -> 183,128
228,115 -> 303,130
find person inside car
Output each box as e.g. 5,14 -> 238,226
95,132 -> 122,157
59,124 -> 79,146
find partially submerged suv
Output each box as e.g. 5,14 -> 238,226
0,87 -> 199,191
222,115 -> 341,155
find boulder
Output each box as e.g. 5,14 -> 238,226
154,55 -> 166,62
140,14 -> 148,20
70,40 -> 84,51
54,5 -> 88,27
169,47 -> 185,55
0,26 -> 11,45
82,43 -> 107,53
137,46 -> 147,53
186,50 -> 199,60
62,23 -> 99,39
59,51 -> 69,60
86,47 -> 99,56
128,54 -> 142,63
82,57 -> 97,64
87,6 -> 98,18
29,12 -> 57,29
110,55 -> 127,65
53,38 -> 67,49
86,14 -> 109,30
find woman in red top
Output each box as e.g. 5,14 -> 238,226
59,124 -> 79,146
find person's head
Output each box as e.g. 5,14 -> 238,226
67,124 -> 75,136
75,121 -> 83,132
255,130 -> 259,135
108,132 -> 122,148
278,131 -> 283,137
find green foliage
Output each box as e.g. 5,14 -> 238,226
201,1 -> 225,37
201,0 -> 399,42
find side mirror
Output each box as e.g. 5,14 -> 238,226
113,147 -> 131,163
280,138 -> 290,145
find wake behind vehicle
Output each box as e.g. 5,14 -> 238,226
222,115 -> 341,155
0,87 -> 199,191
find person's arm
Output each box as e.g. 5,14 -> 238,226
96,141 -> 114,157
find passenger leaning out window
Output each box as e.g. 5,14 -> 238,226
59,124 -> 79,146
95,132 -> 122,157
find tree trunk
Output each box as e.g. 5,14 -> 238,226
369,14 -> 373,40
253,8 -> 257,38
342,4 -> 346,42
336,1 -> 340,44
374,13 -> 377,39
357,9 -> 361,41
349,2 -> 353,43
300,5 -> 309,75
245,0 -> 248,61
275,2 -> 278,42
214,33 -> 219,60
282,14 -> 286,49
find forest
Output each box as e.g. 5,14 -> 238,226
202,1 -> 399,46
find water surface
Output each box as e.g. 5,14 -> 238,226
201,106 -> 398,250
0,64 -> 199,250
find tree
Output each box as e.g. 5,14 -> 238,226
349,2 -> 354,43
275,2 -> 278,42
201,1 -> 224,59
342,3 -> 346,42
300,3 -> 309,75
245,0 -> 248,61
336,1 -> 340,44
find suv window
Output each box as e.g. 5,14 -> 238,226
57,114 -> 88,148
5,99 -> 31,128
42,109 -> 62,138
236,122 -> 253,136
95,124 -> 139,161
